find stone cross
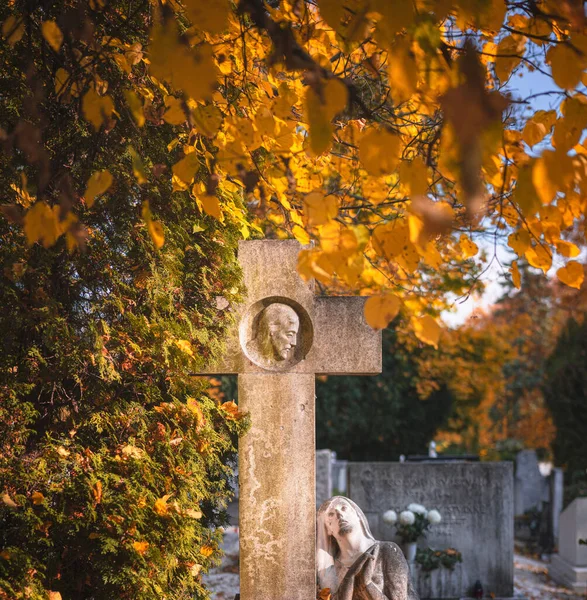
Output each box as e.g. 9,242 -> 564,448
200,240 -> 381,600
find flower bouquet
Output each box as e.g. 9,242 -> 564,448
382,503 -> 442,561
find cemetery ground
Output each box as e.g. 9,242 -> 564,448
203,527 -> 587,600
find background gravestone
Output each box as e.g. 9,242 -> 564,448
514,449 -> 549,516
549,497 -> 587,592
316,449 -> 334,507
348,462 -> 514,599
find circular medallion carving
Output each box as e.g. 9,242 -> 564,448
239,297 -> 313,371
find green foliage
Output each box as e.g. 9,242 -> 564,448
415,548 -> 462,574
316,323 -> 453,461
543,315 -> 587,504
0,2 -> 247,598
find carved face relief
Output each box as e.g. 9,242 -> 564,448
245,302 -> 301,368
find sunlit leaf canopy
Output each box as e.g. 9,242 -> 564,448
2,0 -> 587,342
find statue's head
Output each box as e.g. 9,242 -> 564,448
256,303 -> 300,362
317,496 -> 374,546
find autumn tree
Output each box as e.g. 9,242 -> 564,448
543,315 -> 587,503
2,0 -> 587,344
316,321 -> 454,461
0,2 -> 249,598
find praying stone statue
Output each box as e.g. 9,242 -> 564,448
317,496 -> 419,600
245,302 -> 300,369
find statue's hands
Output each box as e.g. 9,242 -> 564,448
357,556 -> 376,591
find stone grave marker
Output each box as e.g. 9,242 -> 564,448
549,497 -> 587,592
348,461 -> 514,598
199,240 -> 382,600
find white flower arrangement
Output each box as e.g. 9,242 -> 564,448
407,503 -> 428,516
427,509 -> 442,524
382,503 -> 443,544
382,510 -> 397,524
399,510 -> 416,525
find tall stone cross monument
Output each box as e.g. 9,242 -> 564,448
201,240 -> 381,600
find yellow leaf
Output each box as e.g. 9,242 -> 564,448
525,244 -> 552,273
174,339 -> 195,358
149,22 -> 218,102
82,88 -> 115,130
192,104 -> 223,138
303,191 -> 338,226
364,294 -> 401,330
359,129 -> 401,176
128,145 -> 148,185
411,315 -> 442,348
163,96 -> 187,125
84,170 -> 113,208
172,152 -> 200,187
23,202 -> 64,248
200,544 -> 214,557
556,240 -> 580,257
190,563 -> 203,576
305,87 -> 333,155
184,508 -> 203,519
399,158 -> 428,197
92,481 -> 102,504
514,165 -> 540,217
522,114 -> 550,147
388,38 -> 418,104
121,444 -> 145,459
56,446 -> 70,458
511,260 -> 521,289
459,234 -> 478,258
556,260 -> 584,289
292,224 -> 311,245
141,201 -> 164,249
323,79 -> 349,119
124,90 -> 145,127
2,493 -> 18,508
494,35 -> 526,82
548,44 -> 583,90
155,494 -> 172,516
31,491 -> 44,505
41,21 -> 63,52
132,541 -> 150,554
48,593 -> 62,600
1,16 -> 25,46
508,229 -> 531,256
200,194 -> 222,220
184,0 -> 231,34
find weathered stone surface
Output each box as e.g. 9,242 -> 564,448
316,449 -> 333,507
239,374 -> 315,600
348,462 -> 514,598
549,498 -> 587,592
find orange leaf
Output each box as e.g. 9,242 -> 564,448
200,544 -> 214,557
556,260 -> 584,289
132,541 -> 150,555
31,491 -> 44,505
364,294 -> 401,330
92,481 -> 102,504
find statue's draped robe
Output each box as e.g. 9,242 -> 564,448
332,542 -> 419,600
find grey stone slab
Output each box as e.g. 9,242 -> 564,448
559,498 -> 587,566
238,373 -> 316,600
348,462 -> 514,598
514,450 -> 549,516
